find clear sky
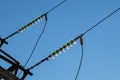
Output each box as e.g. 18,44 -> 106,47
0,0 -> 120,80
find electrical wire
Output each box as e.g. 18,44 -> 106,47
74,8 -> 120,41
46,0 -> 67,14
82,8 -> 120,35
75,45 -> 84,80
24,20 -> 47,68
18,17 -> 47,76
4,0 -> 67,41
74,36 -> 84,80
74,8 -> 120,80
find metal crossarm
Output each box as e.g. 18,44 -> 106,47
0,50 -> 33,80
0,66 -> 21,80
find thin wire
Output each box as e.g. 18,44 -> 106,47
18,20 -> 47,76
46,0 -> 67,14
74,8 -> 120,41
4,15 -> 45,40
82,8 -> 120,35
74,36 -> 84,80
24,20 -> 47,67
28,57 -> 48,70
74,8 -> 120,80
4,0 -> 67,40
75,45 -> 84,80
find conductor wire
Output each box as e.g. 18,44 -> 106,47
75,45 -> 84,80
18,16 -> 48,76
82,8 -> 120,35
74,8 -> 120,41
4,0 -> 67,40
46,0 -> 67,14
74,36 -> 84,80
74,8 -> 120,80
23,15 -> 47,68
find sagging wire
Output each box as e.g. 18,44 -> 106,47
75,35 -> 84,80
18,14 -> 48,77
73,7 -> 120,80
24,14 -> 47,68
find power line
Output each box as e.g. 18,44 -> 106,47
4,0 -> 67,41
18,15 -> 48,77
73,7 -> 120,80
4,14 -> 45,40
24,15 -> 47,68
75,36 -> 84,80
46,0 -> 67,14
79,8 -> 120,37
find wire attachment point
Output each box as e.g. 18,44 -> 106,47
79,34 -> 83,45
0,37 -> 8,47
45,14 -> 48,21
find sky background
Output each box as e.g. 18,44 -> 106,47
0,0 -> 120,80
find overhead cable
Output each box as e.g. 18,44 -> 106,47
4,14 -> 45,40
18,16 -> 48,77
78,8 -> 120,37
4,0 -> 67,40
73,7 -> 120,80
23,15 -> 47,68
74,36 -> 84,80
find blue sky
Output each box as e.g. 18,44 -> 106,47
0,0 -> 120,80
